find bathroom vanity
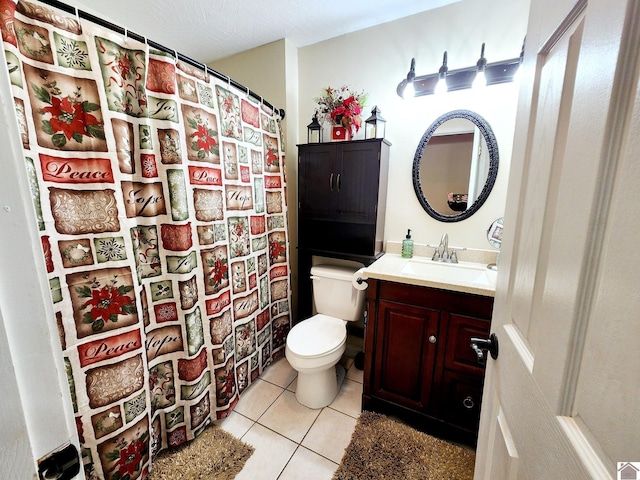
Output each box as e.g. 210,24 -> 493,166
362,254 -> 496,446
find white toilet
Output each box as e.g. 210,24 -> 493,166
285,264 -> 366,409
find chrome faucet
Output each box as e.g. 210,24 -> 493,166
430,233 -> 463,263
439,233 -> 449,261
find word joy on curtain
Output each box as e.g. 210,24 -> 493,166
1,0 -> 292,478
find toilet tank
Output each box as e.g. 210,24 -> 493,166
311,264 -> 366,321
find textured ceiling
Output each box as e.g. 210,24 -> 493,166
68,0 -> 459,64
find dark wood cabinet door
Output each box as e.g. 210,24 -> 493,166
440,370 -> 484,433
335,142 -> 380,223
443,312 -> 491,376
298,143 -> 336,219
372,299 -> 440,412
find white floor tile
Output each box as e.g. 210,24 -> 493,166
258,390 -> 321,443
217,355 -> 364,478
234,378 -> 284,421
215,411 -> 254,439
261,357 -> 297,389
346,363 -> 364,383
301,408 -> 358,464
277,446 -> 338,480
234,423 -> 297,480
329,378 -> 362,418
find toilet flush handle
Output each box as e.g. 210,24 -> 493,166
309,275 -> 320,280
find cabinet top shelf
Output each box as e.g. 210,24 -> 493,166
297,138 -> 392,147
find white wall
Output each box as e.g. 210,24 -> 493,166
298,0 -> 528,250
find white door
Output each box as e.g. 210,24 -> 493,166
475,0 -> 640,477
0,48 -> 82,478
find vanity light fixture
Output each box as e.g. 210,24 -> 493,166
472,43 -> 487,89
401,58 -> 416,99
396,40 -> 523,98
434,51 -> 449,95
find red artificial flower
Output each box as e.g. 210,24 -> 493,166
191,124 -> 217,151
81,286 -> 132,322
330,105 -> 346,122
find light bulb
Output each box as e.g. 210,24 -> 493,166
472,69 -> 486,89
434,77 -> 447,95
404,81 -> 415,98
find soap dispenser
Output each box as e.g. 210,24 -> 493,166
401,229 -> 414,258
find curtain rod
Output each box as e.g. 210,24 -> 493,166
36,0 -> 285,119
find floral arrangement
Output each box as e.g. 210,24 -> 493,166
314,85 -> 368,138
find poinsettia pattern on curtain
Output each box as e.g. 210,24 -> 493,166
1,1 -> 291,478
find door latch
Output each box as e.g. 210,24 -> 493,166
470,333 -> 499,365
38,443 -> 80,480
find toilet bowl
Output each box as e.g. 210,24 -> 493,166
285,265 -> 366,409
285,314 -> 347,408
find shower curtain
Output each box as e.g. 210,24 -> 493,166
1,1 -> 291,478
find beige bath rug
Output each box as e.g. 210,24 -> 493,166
333,411 -> 476,480
149,424 -> 253,480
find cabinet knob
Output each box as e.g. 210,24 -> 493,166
463,396 -> 475,409
428,335 -> 437,344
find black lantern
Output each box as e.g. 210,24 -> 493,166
307,114 -> 322,143
365,106 -> 386,139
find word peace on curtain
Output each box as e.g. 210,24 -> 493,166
2,0 -> 292,478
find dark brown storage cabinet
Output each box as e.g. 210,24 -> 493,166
297,139 -> 390,318
363,279 -> 493,446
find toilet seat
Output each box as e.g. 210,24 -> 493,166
286,314 -> 347,359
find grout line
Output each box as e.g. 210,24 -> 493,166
236,356 -> 361,479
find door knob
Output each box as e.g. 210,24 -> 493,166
470,333 -> 499,365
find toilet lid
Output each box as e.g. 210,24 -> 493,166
287,314 -> 347,358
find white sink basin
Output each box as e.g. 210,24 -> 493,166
400,259 -> 497,288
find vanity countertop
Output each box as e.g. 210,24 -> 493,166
363,253 -> 497,297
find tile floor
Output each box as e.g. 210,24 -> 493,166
215,349 -> 364,480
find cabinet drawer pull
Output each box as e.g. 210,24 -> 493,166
428,335 -> 437,344
463,396 -> 475,409
336,173 -> 341,191
329,173 -> 334,191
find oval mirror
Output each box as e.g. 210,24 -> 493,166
412,109 -> 499,222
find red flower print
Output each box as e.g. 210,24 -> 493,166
32,82 -> 105,147
191,124 -> 217,151
212,259 -> 228,285
81,286 -> 133,322
76,278 -> 136,332
266,149 -> 278,167
270,241 -> 285,260
114,439 -> 144,477
187,114 -> 218,159
41,95 -> 100,140
222,96 -> 234,113
115,54 -> 132,79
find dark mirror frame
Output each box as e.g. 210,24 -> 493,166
412,109 -> 499,222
